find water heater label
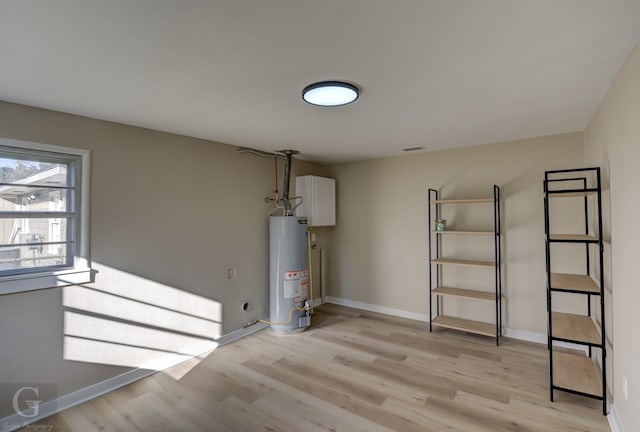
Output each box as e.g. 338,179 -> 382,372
284,271 -> 300,298
297,270 -> 309,300
283,270 -> 309,299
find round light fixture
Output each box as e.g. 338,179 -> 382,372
302,81 -> 359,106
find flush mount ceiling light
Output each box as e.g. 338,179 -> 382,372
302,81 -> 359,106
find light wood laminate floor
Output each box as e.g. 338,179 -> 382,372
24,304 -> 609,431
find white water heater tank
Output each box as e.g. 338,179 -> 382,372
269,216 -> 310,333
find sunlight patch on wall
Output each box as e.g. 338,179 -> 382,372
64,312 -> 218,356
62,263 -> 223,379
86,263 -> 222,321
64,337 -> 208,371
62,286 -> 221,338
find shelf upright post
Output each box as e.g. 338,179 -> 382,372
428,189 -> 438,331
595,167 -> 607,416
435,191 -> 441,316
581,177 -> 593,359
493,185 -> 502,345
543,173 -> 554,401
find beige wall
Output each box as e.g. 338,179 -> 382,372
326,133 -> 585,335
585,42 -> 640,430
0,101 -> 326,417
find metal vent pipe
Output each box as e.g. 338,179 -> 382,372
279,150 -> 298,216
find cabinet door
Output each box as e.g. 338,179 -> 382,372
296,176 -> 336,226
311,176 -> 335,226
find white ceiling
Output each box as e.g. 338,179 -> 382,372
1,1 -> 639,163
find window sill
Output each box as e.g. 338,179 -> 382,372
0,267 -> 96,296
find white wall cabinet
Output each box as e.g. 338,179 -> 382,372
295,175 -> 335,227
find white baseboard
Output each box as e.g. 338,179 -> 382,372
0,322 -> 268,432
324,296 -> 589,355
501,327 -> 546,344
218,321 -> 269,346
608,404 -> 624,432
310,297 -> 323,308
325,296 -> 429,322
501,325 -> 589,354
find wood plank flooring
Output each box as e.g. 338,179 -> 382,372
22,304 -> 609,431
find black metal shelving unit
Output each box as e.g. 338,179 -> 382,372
427,185 -> 502,345
544,167 -> 607,416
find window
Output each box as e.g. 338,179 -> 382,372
0,138 -> 92,294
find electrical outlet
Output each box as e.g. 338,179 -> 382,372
227,268 -> 236,279
622,375 -> 628,401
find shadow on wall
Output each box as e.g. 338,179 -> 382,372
62,264 -> 222,380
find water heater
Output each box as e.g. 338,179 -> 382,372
237,147 -> 312,333
269,216 -> 310,333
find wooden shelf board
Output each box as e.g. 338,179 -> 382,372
431,258 -> 495,268
551,312 -> 601,345
432,315 -> 495,337
430,198 -> 494,204
432,286 -> 494,301
550,273 -> 600,294
553,351 -> 602,397
432,230 -> 494,235
547,190 -> 598,198
549,234 -> 599,242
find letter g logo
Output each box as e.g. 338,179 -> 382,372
12,386 -> 41,418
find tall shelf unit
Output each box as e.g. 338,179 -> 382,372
428,186 -> 502,345
543,167 -> 607,415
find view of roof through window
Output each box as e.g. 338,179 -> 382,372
0,156 -> 72,273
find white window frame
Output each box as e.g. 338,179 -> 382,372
0,137 -> 93,295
